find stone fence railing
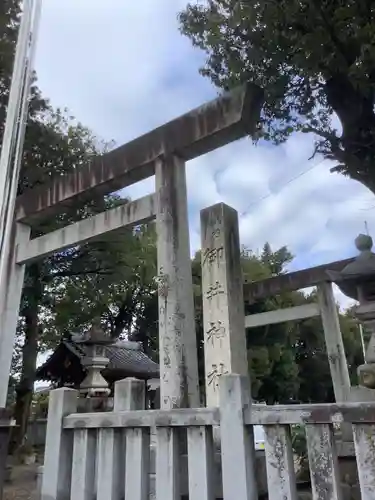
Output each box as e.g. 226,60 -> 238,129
39,375 -> 375,500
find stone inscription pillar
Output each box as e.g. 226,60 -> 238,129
155,155 -> 200,409
200,203 -> 249,407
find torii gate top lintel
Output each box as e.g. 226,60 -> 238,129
244,256 -> 356,303
15,82 -> 264,226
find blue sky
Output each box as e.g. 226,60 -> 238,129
33,0 -> 375,308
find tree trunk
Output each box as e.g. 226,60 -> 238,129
325,74 -> 375,193
11,263 -> 43,453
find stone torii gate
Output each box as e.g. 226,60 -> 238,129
0,83 -> 264,412
244,257 -> 354,404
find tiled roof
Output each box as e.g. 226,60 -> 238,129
64,340 -> 159,378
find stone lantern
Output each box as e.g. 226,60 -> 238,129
327,234 -> 375,395
72,319 -> 112,397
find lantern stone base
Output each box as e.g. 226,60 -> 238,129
348,384 -> 375,402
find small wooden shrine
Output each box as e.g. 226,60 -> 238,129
36,336 -> 159,390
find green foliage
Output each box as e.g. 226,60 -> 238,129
0,0 -> 20,136
260,242 -> 293,277
245,244 -> 301,403
291,425 -> 309,479
30,392 -> 49,419
179,0 -> 375,192
247,290 -> 364,404
41,223 -> 158,358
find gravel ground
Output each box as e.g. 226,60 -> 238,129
2,464 -> 38,500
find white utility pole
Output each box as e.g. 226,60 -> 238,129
0,0 -> 42,407
0,0 -> 33,242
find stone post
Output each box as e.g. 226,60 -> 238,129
114,378 -> 145,411
155,155 -> 200,409
200,203 -> 248,408
317,281 -> 351,403
41,388 -> 78,500
220,375 -> 258,500
317,281 -> 352,442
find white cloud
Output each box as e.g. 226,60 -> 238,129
34,0 -> 375,308
35,0 -> 211,143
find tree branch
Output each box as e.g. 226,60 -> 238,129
310,0 -> 357,68
51,268 -> 114,279
301,124 -> 339,143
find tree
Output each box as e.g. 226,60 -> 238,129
30,391 -> 49,419
260,243 -> 293,277
41,224 -> 159,358
6,333 -> 22,407
179,1 -> 375,193
246,285 -> 364,404
244,245 -> 301,403
0,0 -> 20,136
